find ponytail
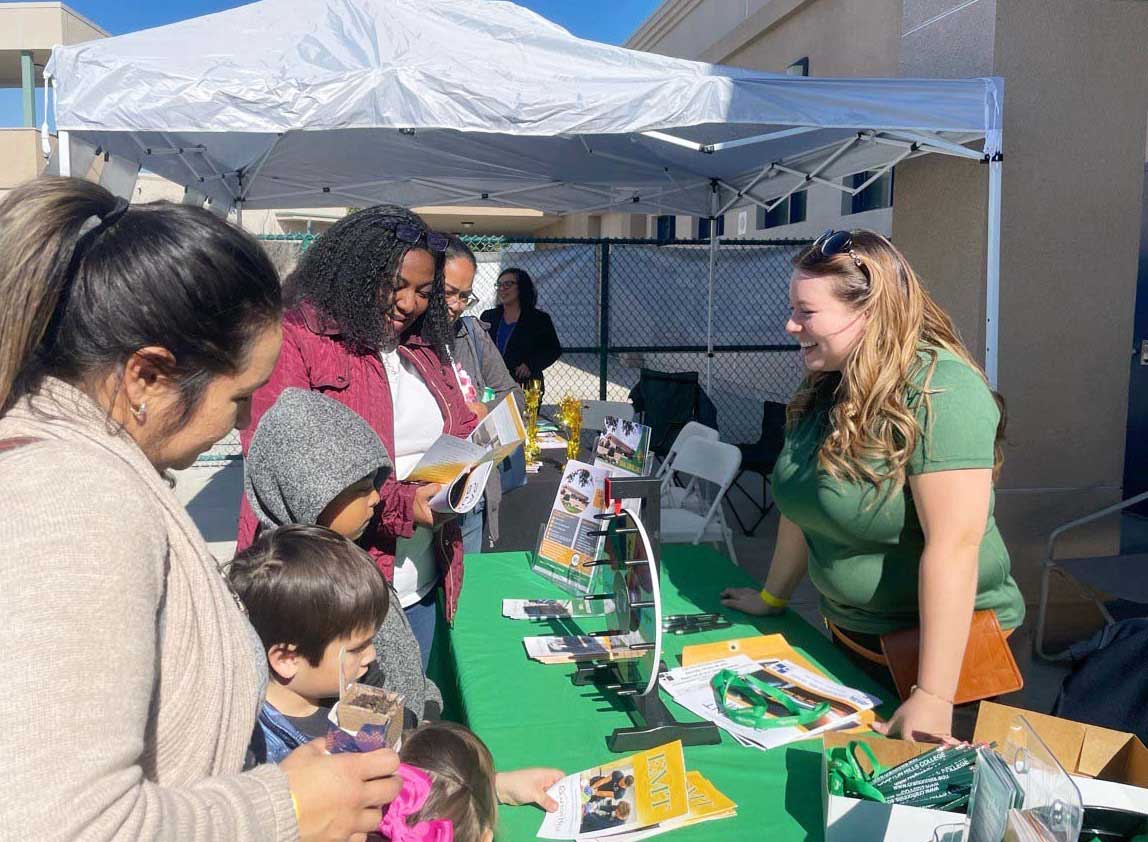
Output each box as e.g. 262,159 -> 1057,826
0,176 -> 282,419
0,178 -> 118,409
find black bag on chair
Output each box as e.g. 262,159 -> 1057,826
1052,617 -> 1148,743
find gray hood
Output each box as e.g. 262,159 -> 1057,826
244,388 -> 392,530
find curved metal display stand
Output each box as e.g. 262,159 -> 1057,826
572,475 -> 721,753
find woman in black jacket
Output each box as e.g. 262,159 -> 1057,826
481,267 -> 562,393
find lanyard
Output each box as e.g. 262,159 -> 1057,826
826,741 -> 887,803
709,668 -> 831,730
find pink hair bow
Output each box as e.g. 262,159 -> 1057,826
378,763 -> 454,842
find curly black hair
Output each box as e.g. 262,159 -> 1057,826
284,205 -> 453,356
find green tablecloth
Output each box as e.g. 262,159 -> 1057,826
445,545 -> 894,841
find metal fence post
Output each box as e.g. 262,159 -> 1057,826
599,240 -> 610,400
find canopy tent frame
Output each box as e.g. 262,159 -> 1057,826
45,0 -> 1005,389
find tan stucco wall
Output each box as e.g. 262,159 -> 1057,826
0,3 -> 106,51
0,129 -> 49,189
718,0 -> 901,75
894,0 -> 1148,579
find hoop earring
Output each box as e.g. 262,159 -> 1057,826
130,402 -> 147,423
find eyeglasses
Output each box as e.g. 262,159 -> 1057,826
388,222 -> 449,254
813,229 -> 863,269
496,280 -> 518,289
446,289 -> 478,306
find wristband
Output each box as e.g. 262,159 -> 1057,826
910,684 -> 955,706
759,587 -> 789,609
289,791 -> 301,824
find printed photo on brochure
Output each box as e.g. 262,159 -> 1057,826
531,460 -> 611,594
537,741 -> 688,840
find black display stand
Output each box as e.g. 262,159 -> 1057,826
574,474 -> 720,752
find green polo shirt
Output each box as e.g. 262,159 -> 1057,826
772,347 -> 1025,635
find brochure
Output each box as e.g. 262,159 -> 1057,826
532,460 -> 612,593
523,632 -> 644,665
658,655 -> 878,751
537,741 -> 689,840
538,431 -> 569,450
403,394 -> 526,513
503,598 -> 616,620
619,771 -> 737,840
593,416 -> 652,478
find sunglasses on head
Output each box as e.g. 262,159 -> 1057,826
388,222 -> 449,254
812,229 -> 863,270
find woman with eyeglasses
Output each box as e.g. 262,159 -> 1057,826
443,236 -> 525,554
480,267 -> 562,394
720,230 -> 1024,741
237,206 -> 477,667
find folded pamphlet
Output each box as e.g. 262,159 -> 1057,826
523,632 -> 644,665
537,741 -> 689,840
503,598 -> 616,620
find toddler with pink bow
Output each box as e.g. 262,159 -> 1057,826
381,721 -> 502,842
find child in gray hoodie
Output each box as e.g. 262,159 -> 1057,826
243,387 -> 442,723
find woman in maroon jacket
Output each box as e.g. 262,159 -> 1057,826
238,207 -> 477,665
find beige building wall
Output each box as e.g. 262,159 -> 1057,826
892,0 -> 1148,595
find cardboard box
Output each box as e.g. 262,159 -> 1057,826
973,702 -> 1148,813
823,702 -> 1148,842
822,732 -> 969,842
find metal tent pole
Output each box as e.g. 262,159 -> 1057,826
985,154 -> 1002,388
705,181 -> 718,392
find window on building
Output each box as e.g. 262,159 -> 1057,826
787,57 -> 810,77
756,191 -> 808,230
841,170 -> 895,215
697,214 -> 725,239
655,214 -> 676,241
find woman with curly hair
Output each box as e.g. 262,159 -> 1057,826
238,206 -> 477,667
720,230 -> 1024,741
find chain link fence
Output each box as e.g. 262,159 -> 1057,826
251,232 -> 810,446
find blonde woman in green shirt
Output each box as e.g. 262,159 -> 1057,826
721,230 -> 1024,741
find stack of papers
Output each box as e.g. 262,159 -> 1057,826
524,632 -> 644,665
658,655 -> 879,751
537,741 -> 735,841
538,431 -> 569,449
503,598 -> 615,620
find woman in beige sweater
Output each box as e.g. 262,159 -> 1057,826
0,178 -> 401,841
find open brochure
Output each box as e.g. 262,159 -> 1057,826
537,741 -> 689,840
524,632 -> 644,665
402,394 -> 525,513
658,655 -> 879,751
503,598 -> 616,620
532,460 -> 612,593
593,416 -> 652,478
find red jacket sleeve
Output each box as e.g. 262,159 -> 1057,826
235,326 -> 311,550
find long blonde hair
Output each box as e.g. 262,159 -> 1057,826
787,230 -> 1004,492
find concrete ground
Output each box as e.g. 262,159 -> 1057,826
173,449 -> 1144,719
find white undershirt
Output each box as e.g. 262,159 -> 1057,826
381,349 -> 445,608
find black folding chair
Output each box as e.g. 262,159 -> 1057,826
727,400 -> 787,536
628,368 -> 718,459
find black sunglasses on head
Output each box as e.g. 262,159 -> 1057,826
389,222 -> 449,254
813,229 -> 863,269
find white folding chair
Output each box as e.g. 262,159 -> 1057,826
660,438 -> 741,564
655,421 -> 720,481
580,400 -> 634,432
657,422 -> 719,512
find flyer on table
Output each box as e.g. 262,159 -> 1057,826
537,741 -> 689,839
532,460 -> 611,593
593,416 -> 652,477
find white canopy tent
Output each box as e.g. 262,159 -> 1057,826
44,0 -> 1004,384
